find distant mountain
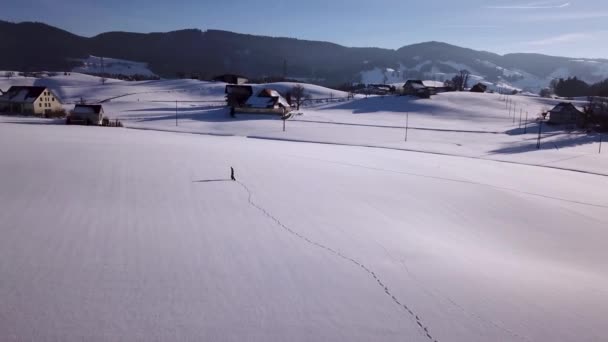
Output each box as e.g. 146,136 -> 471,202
1,20 -> 608,91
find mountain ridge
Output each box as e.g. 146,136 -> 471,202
1,20 -> 607,90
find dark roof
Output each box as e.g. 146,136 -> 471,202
4,86 -> 47,102
74,104 -> 103,114
550,102 -> 581,113
258,88 -> 281,98
225,84 -> 253,94
213,74 -> 249,82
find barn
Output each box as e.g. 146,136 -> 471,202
548,102 -> 584,125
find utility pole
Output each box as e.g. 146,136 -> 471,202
536,119 -> 543,149
524,111 -> 529,134
519,108 -> 523,129
175,100 -> 178,126
513,103 -> 517,124
405,112 -> 409,142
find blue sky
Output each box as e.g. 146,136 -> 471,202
3,0 -> 608,58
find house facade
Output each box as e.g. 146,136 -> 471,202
0,86 -> 63,116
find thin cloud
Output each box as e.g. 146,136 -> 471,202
522,31 -> 608,47
485,1 -> 570,9
522,11 -> 608,21
525,33 -> 589,46
440,24 -> 503,29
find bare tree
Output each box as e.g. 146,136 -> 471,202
5,71 -> 14,79
291,84 -> 308,110
451,70 -> 470,91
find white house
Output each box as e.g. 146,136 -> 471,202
0,86 -> 63,116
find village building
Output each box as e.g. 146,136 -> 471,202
470,83 -> 488,93
403,80 -> 431,98
243,88 -> 291,114
225,85 -> 254,107
548,102 -> 584,125
0,86 -> 62,116
67,104 -> 105,125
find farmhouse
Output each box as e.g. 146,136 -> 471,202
403,80 -> 431,98
422,80 -> 451,94
213,74 -> 249,85
0,86 -> 63,116
470,83 -> 488,93
243,89 -> 291,114
67,104 -> 105,125
548,102 -> 584,125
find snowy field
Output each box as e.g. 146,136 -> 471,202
1,120 -> 608,342
3,72 -> 605,176
1,74 -> 608,340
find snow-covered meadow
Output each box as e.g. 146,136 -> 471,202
1,73 -> 608,341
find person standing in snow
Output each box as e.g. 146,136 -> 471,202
230,167 -> 236,181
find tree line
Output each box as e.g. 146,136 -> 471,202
545,77 -> 608,98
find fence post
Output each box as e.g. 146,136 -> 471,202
175,100 -> 178,127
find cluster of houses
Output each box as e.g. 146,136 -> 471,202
402,80 -> 487,98
1,81 -> 604,129
0,85 -> 109,125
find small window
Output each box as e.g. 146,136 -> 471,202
52,98 -> 55,102
39,103 -> 42,107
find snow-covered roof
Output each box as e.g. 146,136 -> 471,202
550,103 -> 581,113
422,80 -> 445,88
245,89 -> 291,108
2,86 -> 48,103
245,96 -> 276,108
74,104 -> 103,114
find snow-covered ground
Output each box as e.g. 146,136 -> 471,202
72,55 -> 157,77
1,74 -> 605,175
1,118 -> 607,342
